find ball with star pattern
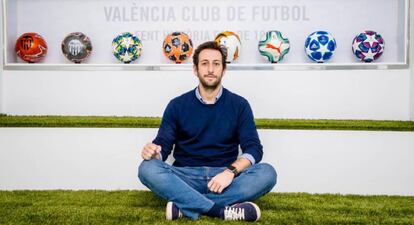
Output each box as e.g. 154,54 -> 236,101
163,32 -> 193,64
112,32 -> 143,63
352,31 -> 384,63
304,31 -> 337,63
258,30 -> 290,63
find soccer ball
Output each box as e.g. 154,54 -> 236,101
163,32 -> 193,64
258,30 -> 290,63
61,32 -> 93,63
15,32 -> 48,63
304,31 -> 337,63
352,31 -> 384,63
112,32 -> 143,63
215,31 -> 241,63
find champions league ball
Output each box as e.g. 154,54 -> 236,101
61,32 -> 92,63
15,33 -> 48,63
258,30 -> 290,63
214,31 -> 241,63
352,31 -> 384,63
112,32 -> 143,63
163,32 -> 193,64
304,31 -> 337,63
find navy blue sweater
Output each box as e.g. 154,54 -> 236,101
153,88 -> 263,167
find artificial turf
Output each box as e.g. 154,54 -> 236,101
1,115 -> 414,131
0,191 -> 413,225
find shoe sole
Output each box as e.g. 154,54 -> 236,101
166,202 -> 173,220
246,201 -> 261,221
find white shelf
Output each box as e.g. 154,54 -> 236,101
2,62 -> 409,71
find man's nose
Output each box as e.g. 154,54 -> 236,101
208,63 -> 214,73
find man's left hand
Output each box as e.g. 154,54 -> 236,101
207,170 -> 235,194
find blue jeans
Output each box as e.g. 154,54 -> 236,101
138,159 -> 277,220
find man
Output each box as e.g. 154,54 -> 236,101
138,41 -> 277,221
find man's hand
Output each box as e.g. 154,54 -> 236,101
141,143 -> 161,160
207,170 -> 235,194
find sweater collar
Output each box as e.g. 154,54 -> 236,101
195,86 -> 223,105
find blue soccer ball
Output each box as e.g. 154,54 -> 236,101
304,31 -> 337,63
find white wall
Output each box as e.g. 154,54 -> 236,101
410,0 -> 414,120
0,128 -> 413,196
0,1 -> 413,196
0,1 -> 3,113
411,66 -> 414,120
0,0 -> 413,120
411,71 -> 413,119
1,69 -> 411,120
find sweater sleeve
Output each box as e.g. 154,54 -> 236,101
237,100 -> 263,163
152,100 -> 177,161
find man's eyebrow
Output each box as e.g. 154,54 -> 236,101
200,59 -> 221,62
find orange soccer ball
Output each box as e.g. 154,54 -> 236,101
15,32 -> 48,63
163,32 -> 193,64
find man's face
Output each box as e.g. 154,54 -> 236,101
194,49 -> 225,90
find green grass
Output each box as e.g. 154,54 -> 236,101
0,115 -> 414,131
0,191 -> 413,225
0,115 -> 161,128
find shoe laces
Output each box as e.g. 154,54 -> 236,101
173,203 -> 183,219
224,206 -> 245,220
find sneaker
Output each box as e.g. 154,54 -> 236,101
166,201 -> 183,220
223,202 -> 261,221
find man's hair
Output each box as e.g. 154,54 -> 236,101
193,41 -> 227,70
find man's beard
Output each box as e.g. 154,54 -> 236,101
197,72 -> 223,91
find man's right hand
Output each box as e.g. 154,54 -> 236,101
141,143 -> 161,160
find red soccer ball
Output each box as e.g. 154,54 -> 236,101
15,33 -> 48,63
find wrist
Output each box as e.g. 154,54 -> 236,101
223,169 -> 236,178
226,165 -> 239,177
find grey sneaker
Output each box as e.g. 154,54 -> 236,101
223,202 -> 261,221
166,202 -> 183,220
